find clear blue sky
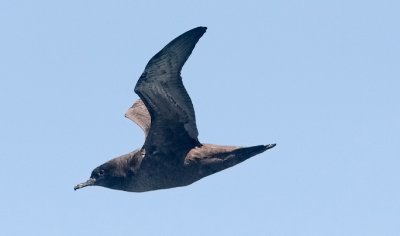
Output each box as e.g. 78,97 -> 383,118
1,1 -> 399,235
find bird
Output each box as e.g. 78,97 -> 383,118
74,26 -> 276,192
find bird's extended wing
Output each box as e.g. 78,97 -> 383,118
125,99 -> 151,137
134,26 -> 206,164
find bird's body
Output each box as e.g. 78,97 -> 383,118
74,26 -> 276,192
88,143 -> 274,192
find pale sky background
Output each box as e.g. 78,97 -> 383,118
1,1 -> 399,235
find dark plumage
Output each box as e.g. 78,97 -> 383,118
74,27 -> 276,192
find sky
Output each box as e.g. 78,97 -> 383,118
1,0 -> 399,235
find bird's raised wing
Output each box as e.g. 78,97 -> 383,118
125,99 -> 151,137
134,27 -> 206,164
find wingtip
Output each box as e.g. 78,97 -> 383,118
194,26 -> 207,30
192,26 -> 207,34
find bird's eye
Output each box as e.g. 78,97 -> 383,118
98,170 -> 105,176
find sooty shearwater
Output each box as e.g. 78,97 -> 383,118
74,26 -> 276,192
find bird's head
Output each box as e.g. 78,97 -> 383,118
74,158 -> 129,191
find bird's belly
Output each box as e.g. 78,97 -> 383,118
123,166 -> 199,192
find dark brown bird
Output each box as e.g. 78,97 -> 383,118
74,26 -> 276,192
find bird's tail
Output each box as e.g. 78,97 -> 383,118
195,143 -> 276,179
224,143 -> 276,166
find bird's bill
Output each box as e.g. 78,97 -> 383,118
74,178 -> 96,191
